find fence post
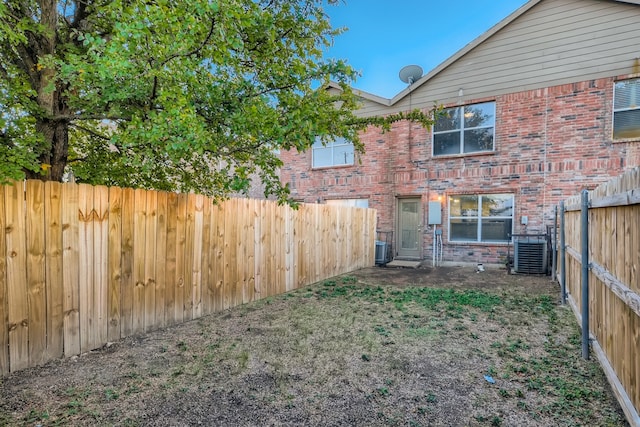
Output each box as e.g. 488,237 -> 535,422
559,201 -> 566,305
552,205 -> 557,282
581,190 -> 590,360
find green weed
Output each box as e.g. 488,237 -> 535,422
105,388 -> 119,401
376,387 -> 389,397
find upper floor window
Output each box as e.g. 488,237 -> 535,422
449,193 -> 513,243
614,79 -> 640,140
433,102 -> 495,156
312,137 -> 354,168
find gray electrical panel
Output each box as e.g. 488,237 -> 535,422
428,201 -> 442,225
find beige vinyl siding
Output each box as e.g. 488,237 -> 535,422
357,0 -> 640,117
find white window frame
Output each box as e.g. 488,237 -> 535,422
448,194 -> 514,243
312,136 -> 354,168
613,78 -> 640,140
433,102 -> 496,156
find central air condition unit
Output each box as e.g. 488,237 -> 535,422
375,240 -> 389,265
514,238 -> 548,274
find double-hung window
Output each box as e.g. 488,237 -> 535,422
449,194 -> 513,243
613,79 -> 640,140
433,102 -> 495,156
312,137 -> 354,168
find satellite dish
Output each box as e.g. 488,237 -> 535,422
399,65 -> 423,85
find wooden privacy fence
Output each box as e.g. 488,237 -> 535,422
560,167 -> 640,425
0,180 -> 376,376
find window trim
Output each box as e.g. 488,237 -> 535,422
613,78 -> 640,141
448,193 -> 514,243
432,102 -> 496,157
311,136 -> 354,168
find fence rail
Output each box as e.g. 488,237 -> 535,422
560,167 -> 640,426
0,181 -> 376,376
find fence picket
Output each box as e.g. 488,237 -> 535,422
212,201 -> 225,312
183,194 -> 196,320
224,199 -> 237,306
78,184 -> 94,352
61,183 -> 80,356
192,194 -> 204,317
201,196 -> 211,314
274,201 -> 283,295
44,181 -> 64,359
156,191 -> 168,326
120,188 -> 135,337
93,185 -> 109,349
144,190 -> 157,332
264,201 -> 274,297
164,192 -> 178,325
285,204 -> 294,292
132,188 -> 147,335
0,183 -> 7,376
254,201 -> 263,300
174,193 -> 187,323
25,181 -> 46,365
107,186 -> 122,342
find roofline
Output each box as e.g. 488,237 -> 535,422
353,88 -> 392,106
385,0 -> 543,106
325,80 -> 393,106
333,0 -> 639,106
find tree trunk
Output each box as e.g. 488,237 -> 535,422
21,0 -> 69,182
25,119 -> 69,182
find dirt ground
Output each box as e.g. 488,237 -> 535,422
0,265 -> 628,426
351,264 -> 557,294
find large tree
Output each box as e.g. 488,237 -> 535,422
0,0 -> 432,202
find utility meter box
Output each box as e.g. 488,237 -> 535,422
428,201 -> 442,225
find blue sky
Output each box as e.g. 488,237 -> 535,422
324,0 -> 530,98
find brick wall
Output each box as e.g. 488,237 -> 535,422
280,76 -> 640,264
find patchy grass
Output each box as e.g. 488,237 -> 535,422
0,270 -> 628,426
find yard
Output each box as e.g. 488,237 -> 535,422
0,265 -> 628,426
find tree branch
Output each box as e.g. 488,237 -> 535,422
52,113 -> 132,121
69,1 -> 90,29
160,17 -> 217,67
69,122 -> 113,141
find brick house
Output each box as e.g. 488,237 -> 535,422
280,0 -> 640,266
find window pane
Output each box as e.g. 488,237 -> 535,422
434,108 -> 460,132
450,218 -> 478,241
613,109 -> 640,140
402,201 -> 418,213
449,196 -> 463,217
312,147 -> 332,167
458,195 -> 479,217
464,102 -> 495,128
481,219 -> 512,242
333,144 -> 354,165
482,194 -> 513,217
463,128 -> 494,153
614,79 -> 640,110
434,132 -> 461,156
